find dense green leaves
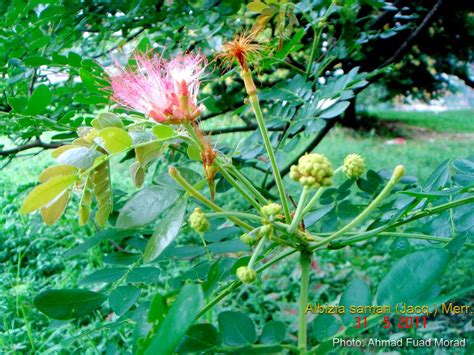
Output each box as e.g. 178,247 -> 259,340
145,284 -> 204,354
34,289 -> 106,320
127,267 -> 161,284
260,320 -> 287,344
218,311 -> 257,347
311,314 -> 340,342
148,293 -> 168,323
144,198 -> 187,263
376,248 -> 450,306
339,279 -> 372,325
116,186 -> 179,229
109,286 -> 141,316
25,85 -> 52,115
79,268 -> 127,285
178,324 -> 221,352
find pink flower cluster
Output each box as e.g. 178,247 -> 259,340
110,52 -> 205,123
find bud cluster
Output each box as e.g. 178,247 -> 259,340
188,207 -> 210,234
260,203 -> 281,220
236,266 -> 257,283
343,153 -> 365,179
289,153 -> 333,188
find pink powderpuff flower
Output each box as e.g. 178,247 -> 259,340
110,52 -> 205,124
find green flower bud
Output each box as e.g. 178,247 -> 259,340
240,233 -> 256,246
289,165 -> 301,180
189,207 -> 210,234
258,224 -> 273,238
343,153 -> 365,179
290,153 -> 333,188
236,266 -> 257,283
260,203 -> 281,219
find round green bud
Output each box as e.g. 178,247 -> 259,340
289,165 -> 301,180
290,153 -> 333,188
189,207 -> 210,234
260,203 -> 281,219
236,266 -> 257,283
240,233 -> 256,246
343,153 -> 365,179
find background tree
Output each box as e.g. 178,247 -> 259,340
1,0 -> 472,171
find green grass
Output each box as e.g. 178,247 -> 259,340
1,111 -> 473,352
368,109 -> 474,133
315,127 -> 473,180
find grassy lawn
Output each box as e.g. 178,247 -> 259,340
315,127 -> 473,181
368,109 -> 474,133
1,110 -> 472,352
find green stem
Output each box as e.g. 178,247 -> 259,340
305,0 -> 335,77
243,70 -> 291,222
333,231 -> 474,248
275,221 -> 323,242
288,186 -> 310,234
198,233 -> 212,261
310,165 -> 405,250
183,122 -> 204,149
298,252 -> 311,352
394,196 -> 474,226
215,159 -> 262,210
183,123 -> 263,210
196,248 -> 297,319
302,167 -> 341,216
248,235 -> 267,269
196,281 -> 241,320
306,27 -> 323,77
227,164 -> 268,205
206,211 -> 262,221
169,167 -> 253,231
302,187 -> 324,216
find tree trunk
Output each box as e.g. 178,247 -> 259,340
341,97 -> 359,128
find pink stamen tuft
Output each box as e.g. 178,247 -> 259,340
109,52 -> 205,123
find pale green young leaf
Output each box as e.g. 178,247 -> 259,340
39,165 -> 78,183
40,191 -> 70,225
152,124 -> 174,139
91,113 -> 123,129
20,174 -> 78,214
99,127 -> 133,154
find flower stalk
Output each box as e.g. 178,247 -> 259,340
214,159 -> 262,210
311,165 -> 405,250
242,69 -> 291,222
168,166 -> 253,230
298,251 -> 311,352
288,186 -> 310,234
301,167 -> 342,216
227,164 -> 268,206
248,235 -> 267,269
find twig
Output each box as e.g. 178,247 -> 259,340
0,139 -> 65,157
381,0 -> 445,67
202,124 -> 284,135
